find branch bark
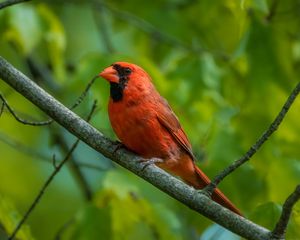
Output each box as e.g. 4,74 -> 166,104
0,56 -> 271,240
270,185 -> 300,240
53,133 -> 93,200
7,100 -> 97,240
0,0 -> 29,10
205,82 -> 300,195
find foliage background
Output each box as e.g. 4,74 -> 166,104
0,0 -> 300,239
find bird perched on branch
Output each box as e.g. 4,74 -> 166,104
99,62 -> 241,215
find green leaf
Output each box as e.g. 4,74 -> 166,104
4,4 -> 42,55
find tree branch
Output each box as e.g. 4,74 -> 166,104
0,94 -> 53,125
53,134 -> 93,200
0,70 -> 97,126
0,56 -> 271,240
7,100 -> 97,240
8,140 -> 80,240
270,184 -> 300,240
204,82 -> 300,196
0,98 -> 4,116
23,55 -> 98,201
0,0 -> 29,10
54,217 -> 75,240
69,75 -> 98,111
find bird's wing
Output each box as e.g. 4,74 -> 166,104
156,97 -> 196,161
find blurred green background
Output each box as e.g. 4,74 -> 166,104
0,0 -> 300,239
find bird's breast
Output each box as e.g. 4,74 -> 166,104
108,97 -> 179,160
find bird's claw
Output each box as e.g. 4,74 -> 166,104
138,158 -> 164,172
197,188 -> 213,198
112,140 -> 124,154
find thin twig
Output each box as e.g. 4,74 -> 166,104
8,101 -> 97,240
53,133 -> 93,200
265,0 -> 279,22
0,64 -> 99,201
0,100 -> 4,116
0,75 -> 98,126
270,185 -> 300,240
52,154 -> 58,169
69,75 -> 99,110
54,218 -> 75,240
24,56 -> 97,200
8,141 -> 81,240
0,0 -> 29,10
0,56 -> 272,239
0,94 -> 53,126
24,56 -> 98,111
0,223 -> 9,239
204,82 -> 300,196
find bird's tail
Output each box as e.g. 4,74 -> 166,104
159,154 -> 242,215
193,165 -> 242,216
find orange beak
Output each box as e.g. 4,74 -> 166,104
99,66 -> 119,83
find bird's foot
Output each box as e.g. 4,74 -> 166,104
112,140 -> 124,154
198,187 -> 213,199
138,158 -> 164,171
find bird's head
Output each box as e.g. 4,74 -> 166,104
99,62 -> 150,83
99,62 -> 153,101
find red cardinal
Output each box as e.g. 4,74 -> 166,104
100,62 -> 241,215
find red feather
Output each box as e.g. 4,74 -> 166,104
100,62 -> 242,215
156,97 -> 195,161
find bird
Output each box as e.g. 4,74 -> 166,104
99,62 -> 241,215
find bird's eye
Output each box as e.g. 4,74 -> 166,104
124,67 -> 132,74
